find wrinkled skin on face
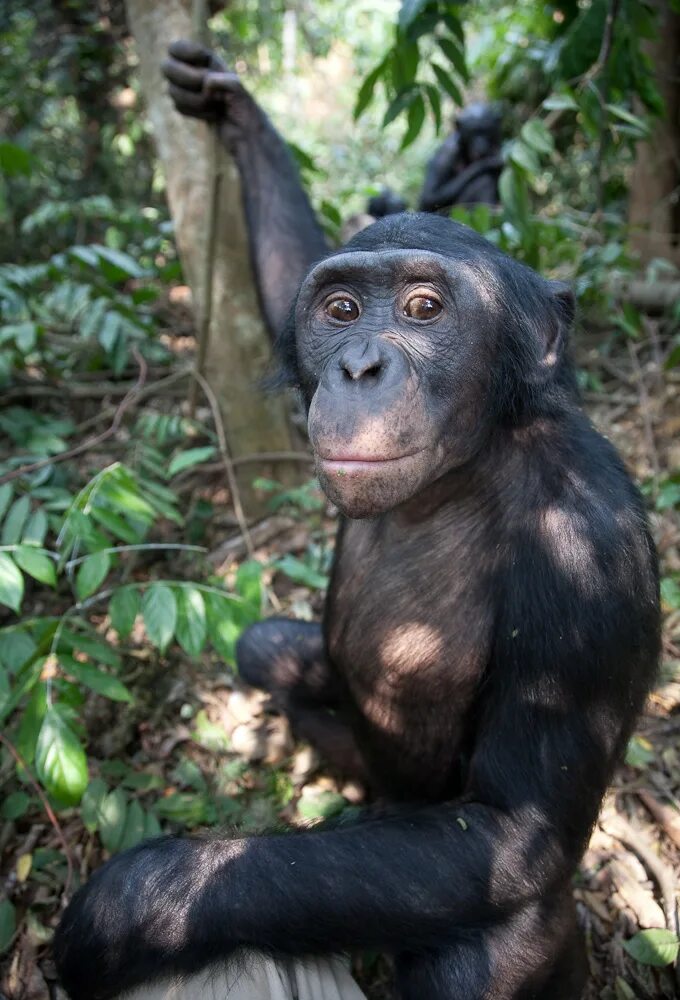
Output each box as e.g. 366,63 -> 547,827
294,249 -> 500,517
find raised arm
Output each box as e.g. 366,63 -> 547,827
162,40 -> 329,336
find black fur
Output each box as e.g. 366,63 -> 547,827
55,214 -> 659,1000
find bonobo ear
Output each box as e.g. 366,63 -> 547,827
540,280 -> 574,373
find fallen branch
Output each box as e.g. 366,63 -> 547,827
637,789 -> 680,851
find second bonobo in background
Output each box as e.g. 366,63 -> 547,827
161,41 -> 503,337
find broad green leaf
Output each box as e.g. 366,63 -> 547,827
0,899 -> 16,955
625,735 -> 655,769
155,791 -> 208,826
168,446 -> 217,477
431,62 -> 463,106
91,505 -> 142,543
60,655 -> 133,703
143,810 -> 163,839
205,595 -> 241,665
109,586 -> 140,638
660,577 -> 680,611
354,59 -> 386,119
424,83 -> 442,133
509,140 -> 541,176
520,120 -> 555,156
13,546 -> 56,587
98,787 -> 128,852
0,141 -> 32,177
297,791 -> 347,821
0,553 -> 23,612
398,0 -> 428,31
438,36 -> 468,83
401,92 -> 426,149
92,244 -> 146,280
606,104 -> 650,134
235,560 -> 263,610
622,929 -> 679,967
35,708 -> 88,806
542,92 -> 578,112
1,790 -> 31,820
75,551 -> 111,601
175,587 -> 207,657
118,799 -> 146,851
275,555 -> 329,591
0,484 -> 13,522
81,777 -> 109,833
60,629 -> 122,670
383,87 -> 417,128
142,583 -> 177,651
499,166 -> 530,227
1,496 -> 30,545
193,708 -> 231,752
22,509 -> 48,546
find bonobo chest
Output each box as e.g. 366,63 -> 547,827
325,507 -> 494,797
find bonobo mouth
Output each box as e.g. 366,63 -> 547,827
317,450 -> 423,473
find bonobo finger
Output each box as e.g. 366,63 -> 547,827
168,38 -> 213,66
203,70 -> 243,95
161,57 -> 206,91
168,84 -> 216,117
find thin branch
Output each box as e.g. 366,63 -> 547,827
0,349 -> 149,487
191,369 -> 255,558
0,730 -> 75,900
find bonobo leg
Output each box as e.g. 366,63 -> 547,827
394,889 -> 586,1000
236,619 -> 366,780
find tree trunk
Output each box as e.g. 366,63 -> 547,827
125,0 -> 302,518
628,2 -> 680,268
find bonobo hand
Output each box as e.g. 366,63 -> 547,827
162,39 -> 263,149
54,836 -> 238,1000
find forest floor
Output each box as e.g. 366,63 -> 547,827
1,316 -> 679,1000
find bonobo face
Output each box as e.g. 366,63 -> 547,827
295,249 -> 498,518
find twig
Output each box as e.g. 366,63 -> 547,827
0,731 -> 74,899
0,349 -> 149,487
637,788 -> 680,851
191,369 -> 255,558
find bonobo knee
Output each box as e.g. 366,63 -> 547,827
236,617 -> 325,696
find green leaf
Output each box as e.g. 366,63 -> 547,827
625,735 -> 655,769
1,496 -> 31,545
143,809 -> 163,839
205,594 -> 241,665
235,561 -> 263,610
431,62 -> 463,106
622,929 -> 679,967
398,0 -> 429,31
13,546 -> 56,587
142,583 -> 177,651
438,36 -> 468,83
60,629 -> 122,669
168,446 -> 216,477
424,83 -> 442,133
606,104 -> 650,134
0,484 -> 13,523
542,92 -> 578,112
499,165 -> 530,227
0,553 -> 24,612
35,708 -> 88,806
92,245 -> 146,280
109,586 -> 140,638
61,655 -> 133,703
98,787 -> 128,852
401,92 -> 426,149
354,59 -> 386,119
22,509 -> 48,546
81,777 -> 109,833
91,505 -> 143,543
1,790 -> 31,820
297,791 -> 347,821
383,87 -> 417,128
155,791 -> 208,827
0,141 -> 32,177
193,708 -> 231,752
119,799 -> 146,850
175,587 -> 207,657
274,555 -> 329,591
0,899 -> 16,955
660,577 -> 680,611
509,140 -> 541,175
520,120 -> 555,156
75,551 -> 111,601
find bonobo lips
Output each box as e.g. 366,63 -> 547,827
318,450 -> 422,474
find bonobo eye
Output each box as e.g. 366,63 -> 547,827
324,296 -> 360,323
404,294 -> 443,321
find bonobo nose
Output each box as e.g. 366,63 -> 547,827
340,340 -> 386,383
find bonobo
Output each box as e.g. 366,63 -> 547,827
55,213 -> 660,1000
419,102 -> 503,213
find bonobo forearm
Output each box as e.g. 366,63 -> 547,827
419,156 -> 503,211
213,802 -> 569,955
223,116 -> 328,336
